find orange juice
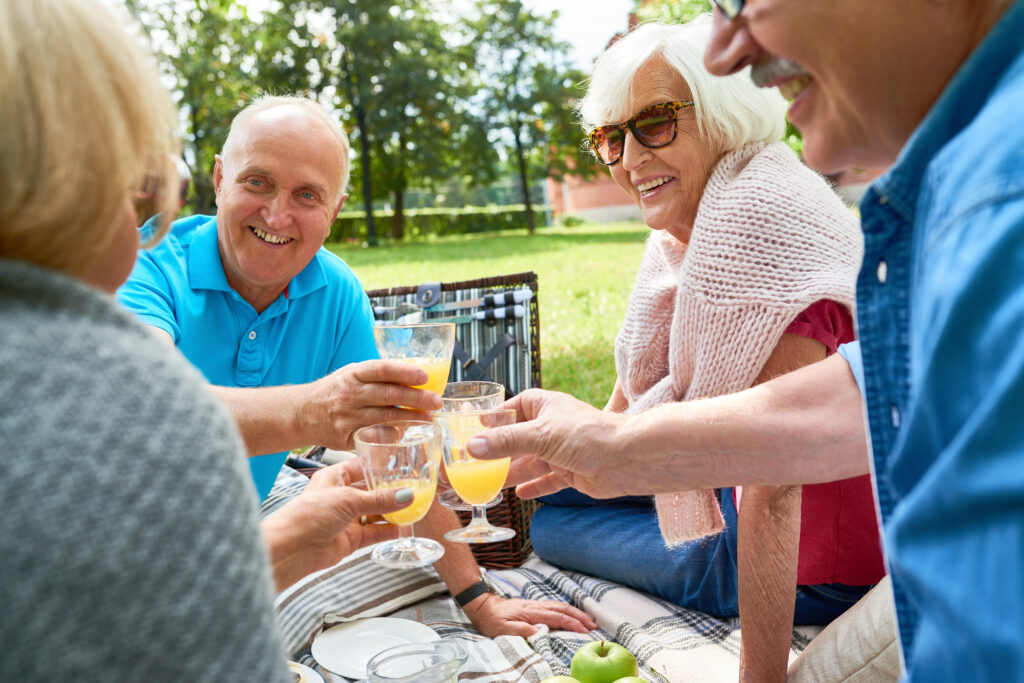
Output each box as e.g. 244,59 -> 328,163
405,357 -> 452,395
445,457 -> 510,505
379,479 -> 436,525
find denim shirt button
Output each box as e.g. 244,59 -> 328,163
248,330 -> 257,341
877,259 -> 888,284
890,404 -> 901,429
878,195 -> 889,205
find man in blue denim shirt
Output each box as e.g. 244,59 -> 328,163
470,0 -> 1024,678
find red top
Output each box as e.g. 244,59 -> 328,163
740,300 -> 886,586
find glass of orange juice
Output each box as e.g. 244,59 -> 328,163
437,381 -> 506,511
433,409 -> 516,543
355,420 -> 444,568
373,322 -> 456,396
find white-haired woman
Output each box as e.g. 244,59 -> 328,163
0,1 -> 418,679
527,18 -> 884,677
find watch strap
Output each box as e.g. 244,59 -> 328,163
453,580 -> 494,608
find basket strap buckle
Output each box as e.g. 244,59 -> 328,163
453,333 -> 516,385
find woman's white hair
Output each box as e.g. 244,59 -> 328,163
578,16 -> 788,154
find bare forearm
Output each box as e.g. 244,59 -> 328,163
210,384 -> 307,456
414,503 -> 484,596
621,354 -> 867,491
737,485 -> 802,682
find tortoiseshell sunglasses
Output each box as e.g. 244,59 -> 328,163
587,100 -> 695,166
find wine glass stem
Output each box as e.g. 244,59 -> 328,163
393,524 -> 417,552
468,505 -> 490,528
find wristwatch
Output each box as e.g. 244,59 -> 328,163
453,579 -> 495,608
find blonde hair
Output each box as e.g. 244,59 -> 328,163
223,95 -> 352,197
579,17 -> 787,154
0,0 -> 179,277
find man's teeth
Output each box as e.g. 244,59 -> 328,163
250,226 -> 291,244
778,75 -> 813,101
637,177 -> 672,192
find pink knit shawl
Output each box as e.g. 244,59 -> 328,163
614,141 -> 863,545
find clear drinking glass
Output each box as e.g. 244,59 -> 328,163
373,322 -> 456,395
433,409 -> 517,543
437,381 -> 505,511
363,641 -> 467,683
355,420 -> 444,568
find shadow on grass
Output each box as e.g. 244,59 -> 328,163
329,229 -> 648,268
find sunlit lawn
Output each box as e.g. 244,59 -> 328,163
328,221 -> 651,407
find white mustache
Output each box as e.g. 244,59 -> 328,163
750,58 -> 807,87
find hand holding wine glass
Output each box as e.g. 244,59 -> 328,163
355,420 -> 445,568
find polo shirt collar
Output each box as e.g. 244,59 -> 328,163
187,215 -> 329,300
870,0 -> 1024,223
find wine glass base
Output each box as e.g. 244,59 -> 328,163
371,538 -> 445,568
443,524 -> 516,544
437,488 -> 503,511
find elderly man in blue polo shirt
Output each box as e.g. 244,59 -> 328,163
468,0 -> 1024,679
118,95 -> 594,638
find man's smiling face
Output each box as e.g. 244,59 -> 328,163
702,0 -> 976,175
213,104 -> 347,312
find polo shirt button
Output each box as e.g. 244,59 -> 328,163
877,260 -> 888,284
248,331 -> 257,340
890,404 -> 901,429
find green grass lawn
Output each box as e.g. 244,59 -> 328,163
328,220 -> 651,407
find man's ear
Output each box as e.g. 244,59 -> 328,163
331,192 -> 349,222
212,154 -> 224,204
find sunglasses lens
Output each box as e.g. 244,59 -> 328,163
634,106 -> 676,146
591,126 -> 623,164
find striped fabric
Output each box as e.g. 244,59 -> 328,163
263,468 -> 821,682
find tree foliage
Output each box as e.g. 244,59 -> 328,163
126,0 -> 597,241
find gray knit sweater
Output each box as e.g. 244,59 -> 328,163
0,260 -> 290,681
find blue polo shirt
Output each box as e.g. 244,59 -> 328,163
118,214 -> 377,500
843,2 -> 1024,678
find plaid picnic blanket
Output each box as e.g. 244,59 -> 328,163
263,468 -> 822,682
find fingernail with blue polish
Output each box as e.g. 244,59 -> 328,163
395,488 -> 414,504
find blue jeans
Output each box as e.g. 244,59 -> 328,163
530,489 -> 871,625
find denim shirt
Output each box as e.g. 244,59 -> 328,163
854,1 -> 1024,678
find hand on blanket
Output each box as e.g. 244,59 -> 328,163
467,389 -> 634,499
261,459 -> 411,591
301,359 -> 442,449
463,593 -> 597,638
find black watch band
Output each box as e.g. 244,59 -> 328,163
453,580 -> 494,608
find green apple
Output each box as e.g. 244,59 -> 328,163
612,678 -> 647,683
539,678 -> 581,683
570,641 -> 638,683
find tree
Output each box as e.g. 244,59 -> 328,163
128,0 -> 259,214
467,0 -> 594,234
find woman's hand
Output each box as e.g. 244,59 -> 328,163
261,459 -> 411,591
462,593 -> 596,638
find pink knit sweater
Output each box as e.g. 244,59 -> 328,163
614,141 -> 863,545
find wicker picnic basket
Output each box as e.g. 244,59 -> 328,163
365,272 -> 542,569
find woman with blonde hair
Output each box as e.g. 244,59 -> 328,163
0,1 -> 410,679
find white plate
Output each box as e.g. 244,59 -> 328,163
288,661 -> 325,683
311,617 -> 440,679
